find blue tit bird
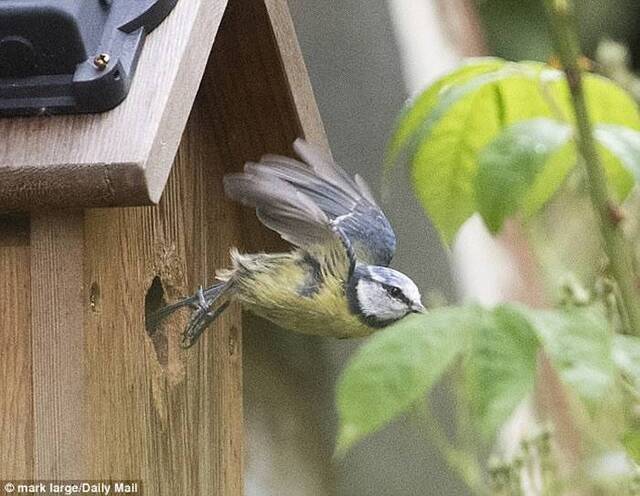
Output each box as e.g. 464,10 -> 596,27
148,139 -> 425,348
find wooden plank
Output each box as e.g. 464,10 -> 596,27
79,74 -> 247,494
196,0 -> 330,253
0,215 -> 33,480
0,0 -> 228,210
0,1 -> 327,492
30,212 -> 87,479
77,2 -> 328,493
264,0 -> 330,151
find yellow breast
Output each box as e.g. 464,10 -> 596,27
230,251 -> 375,338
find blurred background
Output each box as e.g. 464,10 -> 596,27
244,1 -> 640,494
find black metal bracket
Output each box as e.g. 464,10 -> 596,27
0,0 -> 179,117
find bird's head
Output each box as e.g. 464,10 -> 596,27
348,265 -> 425,327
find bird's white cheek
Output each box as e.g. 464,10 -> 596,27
356,280 -> 406,320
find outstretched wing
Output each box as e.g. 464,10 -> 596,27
223,139 -> 396,267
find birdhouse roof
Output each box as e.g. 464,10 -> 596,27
0,0 -> 325,210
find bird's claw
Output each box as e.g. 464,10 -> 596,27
180,300 -> 230,349
185,286 -> 212,314
181,308 -> 209,348
192,286 -> 209,312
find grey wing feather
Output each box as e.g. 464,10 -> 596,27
354,174 -> 378,206
225,139 -> 397,266
292,139 -> 363,199
223,172 -> 333,247
292,139 -> 396,266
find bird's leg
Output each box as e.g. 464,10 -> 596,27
181,300 -> 230,348
191,285 -> 209,312
148,281 -> 229,347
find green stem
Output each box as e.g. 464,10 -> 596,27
415,403 -> 488,496
544,0 -> 640,336
453,365 -> 479,472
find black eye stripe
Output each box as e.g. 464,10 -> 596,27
383,284 -> 411,305
387,285 -> 400,296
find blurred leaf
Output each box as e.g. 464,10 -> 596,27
613,335 -> 640,391
551,76 -> 640,200
523,306 -> 615,402
466,305 -> 540,441
465,304 -> 614,441
385,58 -> 506,168
595,124 -> 640,198
335,303 -> 617,455
622,430 -> 640,464
552,74 -> 640,131
521,141 -> 577,217
598,144 -> 636,201
411,67 -> 552,243
475,119 -> 573,233
388,57 -> 640,244
335,306 -> 479,455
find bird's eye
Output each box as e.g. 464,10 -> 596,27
388,286 -> 403,298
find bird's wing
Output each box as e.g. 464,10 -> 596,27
223,139 -> 396,267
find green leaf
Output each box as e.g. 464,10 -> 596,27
552,73 -> 640,130
466,305 -> 539,441
595,124 -> 640,198
385,58 -> 507,167
613,335 -> 640,390
390,57 -> 640,244
521,141 -> 577,217
622,430 -> 640,464
596,145 -> 635,201
411,65 -> 555,243
531,75 -> 640,201
523,306 -> 615,401
475,119 -> 573,233
335,306 -> 478,455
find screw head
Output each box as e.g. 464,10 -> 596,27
93,53 -> 110,70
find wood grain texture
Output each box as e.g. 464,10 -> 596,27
264,0 -> 329,151
0,0 -> 327,492
0,216 -> 33,480
30,213 -> 87,479
0,0 -> 227,210
77,3 -> 327,493
198,0 -> 329,254
78,28 -> 250,488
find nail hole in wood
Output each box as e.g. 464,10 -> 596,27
89,282 -> 100,312
145,275 -> 169,366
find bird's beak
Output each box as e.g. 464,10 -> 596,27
412,303 -> 427,314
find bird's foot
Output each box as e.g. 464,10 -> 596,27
181,300 -> 230,349
189,285 -> 210,313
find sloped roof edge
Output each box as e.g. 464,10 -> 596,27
0,0 -> 227,209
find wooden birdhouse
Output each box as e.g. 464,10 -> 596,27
0,1 -> 327,494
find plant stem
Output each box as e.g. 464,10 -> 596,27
415,402 -> 488,496
453,365 -> 479,473
544,0 -> 640,336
